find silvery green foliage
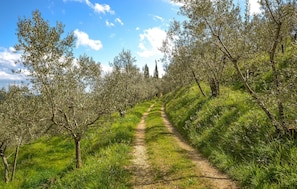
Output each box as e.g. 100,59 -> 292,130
15,10 -> 107,168
107,49 -> 159,114
165,0 -> 297,134
15,10 -> 105,137
0,85 -> 41,182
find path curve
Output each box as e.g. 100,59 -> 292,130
161,105 -> 239,189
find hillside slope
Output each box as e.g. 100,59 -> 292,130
164,84 -> 297,189
0,102 -> 151,189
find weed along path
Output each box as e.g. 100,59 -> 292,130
161,105 -> 238,189
130,102 -> 238,189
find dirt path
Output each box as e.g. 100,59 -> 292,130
130,104 -> 239,189
130,106 -> 155,188
161,105 -> 239,189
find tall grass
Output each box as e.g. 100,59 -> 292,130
164,84 -> 297,188
0,101 -> 151,189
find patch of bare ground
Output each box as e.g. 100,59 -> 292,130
130,105 -> 155,188
161,105 -> 239,189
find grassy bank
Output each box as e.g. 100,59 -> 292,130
164,84 -> 297,189
0,102 -> 151,189
145,101 -> 210,189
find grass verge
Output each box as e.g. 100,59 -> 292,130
164,84 -> 297,189
144,100 -> 210,189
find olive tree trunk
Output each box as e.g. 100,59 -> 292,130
0,152 -> 9,183
191,70 -> 206,97
75,137 -> 82,169
11,144 -> 20,181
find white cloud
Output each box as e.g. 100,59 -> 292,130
74,29 -> 103,51
153,15 -> 164,22
9,47 -> 16,52
0,47 -> 27,83
0,71 -> 24,81
0,47 -> 20,68
165,0 -> 184,6
105,20 -> 114,27
93,2 -> 114,14
249,0 -> 261,15
115,18 -> 124,26
106,18 -> 123,27
64,0 -> 114,15
136,27 -> 140,31
137,27 -> 167,58
101,64 -> 113,74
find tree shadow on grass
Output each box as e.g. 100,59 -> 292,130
145,126 -> 174,143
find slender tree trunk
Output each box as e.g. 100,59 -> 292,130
232,60 -> 284,134
11,144 -> 20,181
209,77 -> 219,97
191,70 -> 206,97
269,21 -> 286,132
75,138 -> 82,168
217,80 -> 220,96
1,154 -> 9,183
215,79 -> 220,96
212,24 -> 283,133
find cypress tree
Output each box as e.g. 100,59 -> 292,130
153,61 -> 159,79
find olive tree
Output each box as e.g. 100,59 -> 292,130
161,21 -> 192,90
163,1 -> 224,101
15,10 -> 106,168
0,85 -> 41,183
108,49 -> 140,115
255,0 -> 297,133
172,0 -> 297,135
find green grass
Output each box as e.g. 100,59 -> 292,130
144,101 -> 210,189
164,84 -> 297,188
0,101 -> 152,189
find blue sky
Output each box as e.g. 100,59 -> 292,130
0,0 -> 184,88
0,0 -> 260,88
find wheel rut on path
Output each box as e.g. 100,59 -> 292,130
130,105 -> 155,188
130,104 -> 239,189
161,105 -> 239,189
